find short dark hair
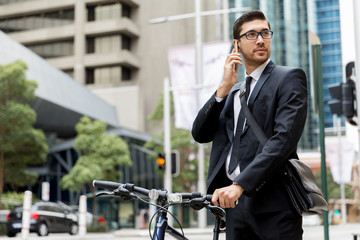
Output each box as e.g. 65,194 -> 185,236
233,10 -> 271,39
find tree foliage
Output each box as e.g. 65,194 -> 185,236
60,116 -> 132,192
314,169 -> 354,199
0,60 -> 49,208
60,116 -> 132,224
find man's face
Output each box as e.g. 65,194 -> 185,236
236,19 -> 272,68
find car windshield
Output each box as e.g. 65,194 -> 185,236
14,206 -> 23,213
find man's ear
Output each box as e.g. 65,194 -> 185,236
237,43 -> 242,54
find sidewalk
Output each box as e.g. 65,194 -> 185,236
113,223 -> 360,239
303,223 -> 360,240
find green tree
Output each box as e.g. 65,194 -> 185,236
0,60 -> 49,209
314,169 -> 354,199
60,116 -> 132,224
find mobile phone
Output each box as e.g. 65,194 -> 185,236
234,41 -> 239,70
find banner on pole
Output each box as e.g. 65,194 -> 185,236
168,41 -> 231,130
325,141 -> 355,184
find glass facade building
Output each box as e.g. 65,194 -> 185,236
228,0 -> 318,151
313,0 -> 343,128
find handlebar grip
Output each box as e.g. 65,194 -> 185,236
93,180 -> 121,190
205,194 -> 213,202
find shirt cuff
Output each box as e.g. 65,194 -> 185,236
215,96 -> 224,102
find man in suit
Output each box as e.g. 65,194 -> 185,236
191,10 -> 307,239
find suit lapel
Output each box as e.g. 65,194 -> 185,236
225,82 -> 241,142
225,61 -> 275,141
248,61 -> 276,110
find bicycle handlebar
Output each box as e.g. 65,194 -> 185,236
93,180 -> 150,196
93,180 -> 216,210
93,179 -> 226,240
93,180 -> 213,202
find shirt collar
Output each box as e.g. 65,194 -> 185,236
245,58 -> 271,81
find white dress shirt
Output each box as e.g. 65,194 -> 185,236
216,59 -> 270,180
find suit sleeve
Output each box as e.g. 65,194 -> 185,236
234,68 -> 308,196
191,93 -> 227,143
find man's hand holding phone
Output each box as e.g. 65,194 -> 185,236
215,41 -> 242,98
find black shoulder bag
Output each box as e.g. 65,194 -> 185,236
239,86 -> 328,216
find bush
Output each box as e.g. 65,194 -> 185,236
87,224 -> 108,232
0,223 -> 6,236
1,192 -> 38,210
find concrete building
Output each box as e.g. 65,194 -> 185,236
0,0 -> 222,134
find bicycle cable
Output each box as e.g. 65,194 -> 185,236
134,194 -> 186,239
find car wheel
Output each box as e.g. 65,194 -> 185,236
69,223 -> 78,235
37,222 -> 49,236
6,232 -> 16,237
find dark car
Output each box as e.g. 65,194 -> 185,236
6,201 -> 78,237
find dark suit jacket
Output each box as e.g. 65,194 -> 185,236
191,60 -> 308,214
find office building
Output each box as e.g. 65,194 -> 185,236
311,0 -> 344,128
0,0 -> 221,134
228,0 -> 318,150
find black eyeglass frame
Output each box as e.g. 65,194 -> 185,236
238,30 -> 274,40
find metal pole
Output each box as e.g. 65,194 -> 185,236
21,191 -> 32,240
195,0 -> 207,229
78,195 -> 87,237
163,77 -> 173,226
313,44 -> 330,240
353,0 -> 360,207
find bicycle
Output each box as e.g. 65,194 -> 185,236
92,180 -> 226,240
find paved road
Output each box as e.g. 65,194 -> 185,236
0,223 -> 359,239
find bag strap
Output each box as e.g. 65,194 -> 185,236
240,92 -> 268,146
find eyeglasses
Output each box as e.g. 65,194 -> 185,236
238,30 -> 273,40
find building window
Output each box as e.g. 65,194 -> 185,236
0,9 -> 74,33
86,66 -> 131,85
122,3 -> 131,18
122,66 -> 131,81
86,35 -> 121,54
0,0 -> 40,5
86,37 -> 95,53
87,5 -> 95,21
86,2 -> 122,21
86,68 -> 95,84
63,70 -> 74,78
26,40 -> 74,59
121,35 -> 131,50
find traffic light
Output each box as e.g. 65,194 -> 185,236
156,153 -> 165,170
156,151 -> 180,176
328,81 -> 356,118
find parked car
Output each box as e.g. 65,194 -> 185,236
6,201 -> 78,237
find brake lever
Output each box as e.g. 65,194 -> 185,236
206,205 -> 226,218
113,187 -> 136,201
95,191 -> 115,197
188,197 -> 208,211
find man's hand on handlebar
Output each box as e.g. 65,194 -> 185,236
211,184 -> 244,209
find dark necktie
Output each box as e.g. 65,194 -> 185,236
228,76 -> 252,174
